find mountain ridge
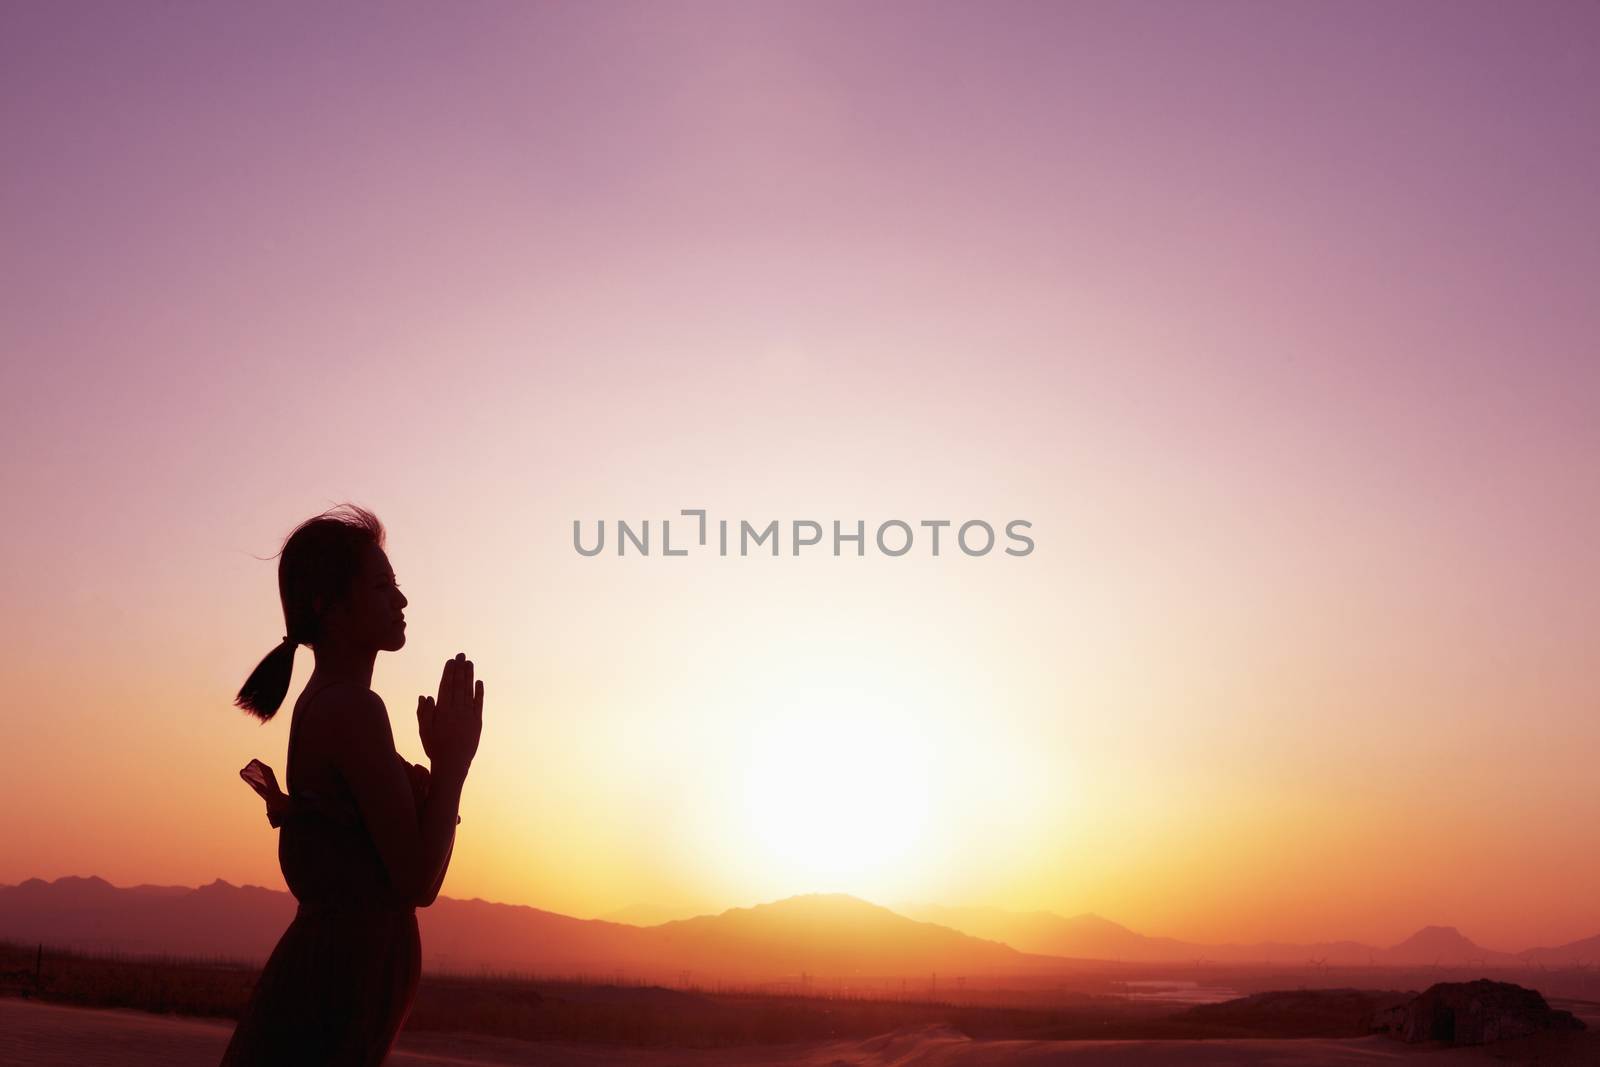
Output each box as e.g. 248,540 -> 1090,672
5,876 -> 1593,972
900,903 -> 1580,967
0,876 -> 1076,979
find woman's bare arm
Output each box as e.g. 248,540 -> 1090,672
419,824 -> 455,907
400,761 -> 457,907
332,688 -> 465,907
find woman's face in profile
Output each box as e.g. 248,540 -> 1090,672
326,544 -> 409,653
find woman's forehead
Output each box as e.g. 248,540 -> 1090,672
362,544 -> 394,577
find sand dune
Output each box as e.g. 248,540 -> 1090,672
2,996 -> 1563,1067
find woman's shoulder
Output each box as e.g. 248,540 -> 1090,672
298,680 -> 386,718
301,676 -> 380,704
293,683 -> 387,750
300,684 -> 398,763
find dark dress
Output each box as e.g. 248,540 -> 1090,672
220,700 -> 429,1066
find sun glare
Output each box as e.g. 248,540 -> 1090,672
741,687 -> 933,892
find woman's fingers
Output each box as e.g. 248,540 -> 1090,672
438,656 -> 458,708
240,760 -> 279,794
417,694 -> 434,740
442,653 -> 467,710
434,653 -> 480,731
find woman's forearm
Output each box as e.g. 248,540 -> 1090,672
420,829 -> 455,907
415,762 -> 466,905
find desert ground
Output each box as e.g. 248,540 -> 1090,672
7,997 -> 1600,1067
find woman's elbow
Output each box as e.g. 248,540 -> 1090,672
410,866 -> 445,907
388,866 -> 433,908
402,869 -> 441,907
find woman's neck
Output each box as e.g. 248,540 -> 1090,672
308,641 -> 378,691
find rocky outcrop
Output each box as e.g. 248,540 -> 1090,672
1181,988 -> 1414,1037
1374,979 -> 1585,1045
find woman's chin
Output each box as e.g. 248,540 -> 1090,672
384,630 -> 408,652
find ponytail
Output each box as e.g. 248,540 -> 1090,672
235,504 -> 385,723
235,636 -> 298,722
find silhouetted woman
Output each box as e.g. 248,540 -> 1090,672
220,505 -> 483,1066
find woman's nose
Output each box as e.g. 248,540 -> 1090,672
396,589 -> 409,609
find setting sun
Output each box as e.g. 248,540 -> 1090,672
741,686 -> 934,890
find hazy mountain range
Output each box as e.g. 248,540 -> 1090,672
902,904 -> 1599,968
3,876 -> 1595,979
0,876 -> 1061,980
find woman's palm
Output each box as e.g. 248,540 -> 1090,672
418,653 -> 483,768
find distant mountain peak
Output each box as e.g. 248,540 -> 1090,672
54,874 -> 113,888
734,892 -> 892,919
769,891 -> 876,906
1061,912 -> 1136,932
1393,925 -> 1475,948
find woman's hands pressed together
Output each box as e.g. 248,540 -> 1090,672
418,652 -> 483,776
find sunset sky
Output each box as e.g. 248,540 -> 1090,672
2,2 -> 1597,952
